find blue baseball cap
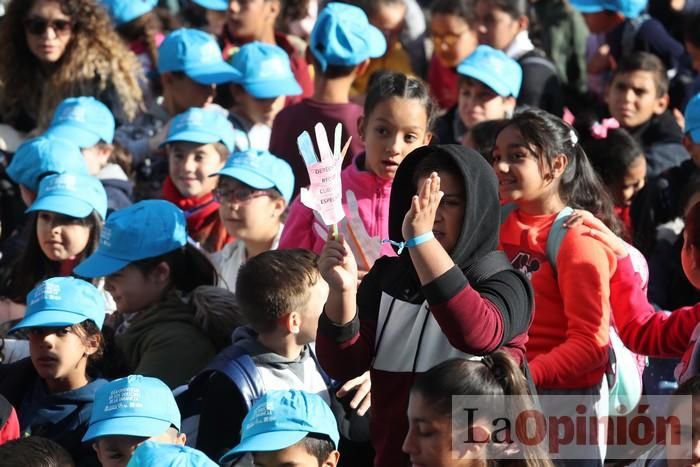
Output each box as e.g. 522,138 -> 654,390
220,390 -> 339,463
45,97 -> 116,147
158,28 -> 239,85
27,173 -> 108,220
101,0 -> 157,26
228,42 -> 302,99
83,375 -> 180,442
10,277 -> 105,333
310,2 -> 387,72
191,0 -> 228,10
6,136 -> 88,192
457,46 -> 523,98
162,108 -> 236,153
128,442 -> 217,467
213,149 -> 295,203
569,0 -> 647,18
74,200 -> 188,278
685,93 -> 700,144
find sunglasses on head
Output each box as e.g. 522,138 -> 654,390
24,16 -> 72,36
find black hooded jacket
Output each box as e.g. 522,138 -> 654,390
317,144 -> 533,467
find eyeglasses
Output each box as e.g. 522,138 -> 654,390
432,29 -> 470,47
24,16 -> 73,36
214,187 -> 271,204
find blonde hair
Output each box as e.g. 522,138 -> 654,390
0,0 -> 144,130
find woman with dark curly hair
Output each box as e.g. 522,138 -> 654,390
0,0 -> 144,133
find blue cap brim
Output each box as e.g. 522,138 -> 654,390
689,128 -> 700,144
457,63 -> 511,97
185,63 -> 241,85
162,130 -> 225,148
211,167 -> 276,190
192,0 -> 228,10
220,431 -> 307,463
242,79 -> 302,99
10,309 -> 97,333
26,195 -> 95,219
365,27 -> 388,59
83,417 -> 174,442
568,0 -> 606,13
73,251 -> 130,278
45,125 -> 102,148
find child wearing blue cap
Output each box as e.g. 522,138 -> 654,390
128,442 -> 216,467
74,200 -> 240,388
435,45 -> 521,145
210,150 -> 294,292
220,390 -> 340,467
0,277 -> 107,465
189,0 -> 228,37
228,41 -> 302,151
0,173 -> 107,322
161,108 -> 236,253
46,96 -> 134,213
84,375 -> 186,467
269,2 -> 386,198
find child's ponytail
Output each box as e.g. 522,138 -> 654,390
132,243 -> 218,294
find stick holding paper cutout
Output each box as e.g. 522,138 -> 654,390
298,123 -> 351,235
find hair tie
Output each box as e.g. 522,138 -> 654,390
569,128 -> 578,147
590,118 -> 620,140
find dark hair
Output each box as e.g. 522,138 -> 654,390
469,119 -> 509,164
579,127 -> 644,187
236,249 -> 320,333
412,151 -> 462,188
72,319 -> 104,367
130,243 -> 218,294
300,434 -> 336,463
475,0 -> 529,20
685,199 -> 700,249
115,11 -> 163,75
684,14 -> 700,48
363,71 -> 437,132
668,375 -> 700,413
344,0 -> 404,17
0,436 -> 75,467
1,211 -> 102,303
500,109 -> 624,236
431,0 -> 477,26
308,53 -> 358,79
95,142 -> 134,177
613,52 -> 669,98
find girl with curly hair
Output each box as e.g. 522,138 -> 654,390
0,0 -> 144,133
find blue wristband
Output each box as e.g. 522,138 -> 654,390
405,231 -> 435,249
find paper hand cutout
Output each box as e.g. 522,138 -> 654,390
312,190 -> 381,272
298,123 -> 351,227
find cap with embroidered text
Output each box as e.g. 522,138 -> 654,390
101,0 -> 157,26
220,390 -> 339,463
310,2 -> 387,72
158,28 -> 240,85
6,136 -> 88,192
228,42 -> 302,99
74,200 -> 188,278
213,149 -> 294,203
10,277 -> 105,333
162,108 -> 236,153
45,97 -> 115,147
456,46 -> 522,98
569,0 -> 647,18
27,173 -> 108,220
83,375 -> 181,441
128,442 -> 216,467
191,0 -> 228,11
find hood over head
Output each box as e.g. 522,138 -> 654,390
388,144 -> 500,269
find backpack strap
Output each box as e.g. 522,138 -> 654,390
518,50 -> 558,75
500,202 -> 518,224
544,207 -> 574,275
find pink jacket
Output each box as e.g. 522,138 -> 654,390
279,154 -> 396,267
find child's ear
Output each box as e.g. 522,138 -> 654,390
456,425 -> 491,459
356,59 -> 371,78
357,116 -> 366,141
423,131 -> 433,145
517,15 -> 529,32
84,333 -> 101,357
654,93 -> 670,115
551,153 -> 569,179
272,197 -> 287,218
283,311 -> 301,335
322,450 -> 341,467
150,261 -> 172,287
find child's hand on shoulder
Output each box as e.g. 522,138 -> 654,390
563,210 -> 628,258
319,233 -> 359,293
402,172 -> 443,241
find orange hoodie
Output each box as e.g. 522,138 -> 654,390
500,209 -> 616,389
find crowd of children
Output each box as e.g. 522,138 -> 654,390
2,0 -> 700,466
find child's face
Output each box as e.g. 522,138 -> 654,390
492,125 -> 558,206
104,264 -> 168,314
252,442 -> 339,467
226,0 -> 278,41
607,71 -> 668,129
24,0 -> 73,64
36,211 -> 92,262
205,9 -> 227,37
231,86 -> 286,126
431,13 -> 478,69
416,172 -> 465,254
81,145 -> 111,176
295,278 -> 329,345
28,325 -> 96,392
609,156 -> 646,207
360,97 -> 432,180
217,177 -> 285,242
168,142 -> 226,199
458,79 -> 513,128
371,2 -> 407,47
474,0 -> 522,51
163,74 -> 215,115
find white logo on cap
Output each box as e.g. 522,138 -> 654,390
104,387 -> 143,412
57,106 -> 87,123
100,225 -> 113,248
257,58 -> 287,79
176,110 -> 206,131
486,55 -> 505,74
29,282 -> 62,306
199,41 -> 221,65
236,153 -> 262,169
